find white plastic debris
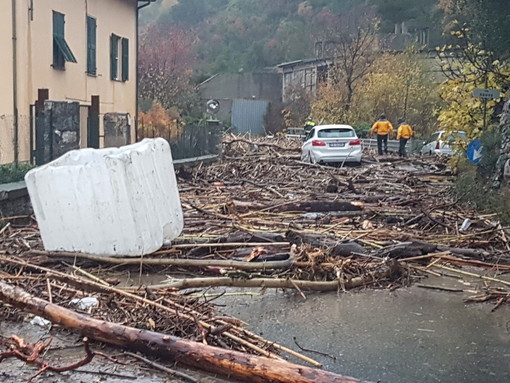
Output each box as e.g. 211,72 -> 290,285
70,297 -> 99,310
30,316 -> 52,329
302,212 -> 323,219
460,218 -> 471,231
25,138 -> 183,256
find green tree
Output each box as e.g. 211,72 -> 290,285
312,50 -> 441,136
439,0 -> 510,58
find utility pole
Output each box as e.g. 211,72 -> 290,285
482,59 -> 489,131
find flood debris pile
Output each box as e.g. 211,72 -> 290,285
173,135 -> 510,303
0,135 -> 509,382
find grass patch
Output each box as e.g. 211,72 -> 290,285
0,163 -> 34,184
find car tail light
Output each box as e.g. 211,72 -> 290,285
435,141 -> 440,150
312,140 -> 327,146
349,139 -> 361,146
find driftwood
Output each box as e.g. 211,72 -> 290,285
0,281 -> 369,383
184,231 -> 286,257
286,230 -> 340,248
27,249 -> 294,270
124,259 -> 402,291
270,201 -> 363,213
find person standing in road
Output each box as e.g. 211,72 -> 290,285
396,117 -> 413,157
303,116 -> 316,137
370,114 -> 394,155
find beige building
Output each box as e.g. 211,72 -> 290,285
0,0 -> 155,165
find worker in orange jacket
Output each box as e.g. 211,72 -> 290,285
370,114 -> 394,155
396,117 -> 413,157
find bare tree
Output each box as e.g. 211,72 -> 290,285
321,6 -> 380,112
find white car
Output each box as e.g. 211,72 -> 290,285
301,124 -> 362,165
420,130 -> 467,156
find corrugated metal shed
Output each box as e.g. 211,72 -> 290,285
231,99 -> 268,135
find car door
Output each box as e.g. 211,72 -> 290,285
421,132 -> 440,155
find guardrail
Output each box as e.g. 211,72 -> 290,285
361,138 -> 424,154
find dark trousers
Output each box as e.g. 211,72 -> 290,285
399,138 -> 408,157
377,134 -> 388,155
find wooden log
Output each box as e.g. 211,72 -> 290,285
26,249 -> 294,270
272,201 -> 363,213
122,260 -> 400,291
0,281 -> 369,383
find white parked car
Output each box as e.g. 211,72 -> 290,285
420,130 -> 467,156
301,124 -> 362,165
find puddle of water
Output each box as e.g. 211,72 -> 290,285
215,284 -> 510,383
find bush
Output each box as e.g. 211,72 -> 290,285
454,155 -> 510,223
0,163 -> 34,184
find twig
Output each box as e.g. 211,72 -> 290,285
416,284 -> 463,292
431,264 -> 510,287
124,352 -> 198,383
292,337 -> 336,361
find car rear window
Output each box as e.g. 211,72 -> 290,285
317,128 -> 355,138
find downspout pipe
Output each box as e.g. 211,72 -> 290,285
135,1 -> 153,142
11,0 -> 19,165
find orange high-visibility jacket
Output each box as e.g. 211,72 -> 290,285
397,124 -> 413,139
371,120 -> 394,136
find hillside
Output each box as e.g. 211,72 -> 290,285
140,0 -> 443,78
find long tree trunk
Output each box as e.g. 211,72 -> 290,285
0,281 -> 370,383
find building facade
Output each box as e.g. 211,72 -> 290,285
0,0 -> 153,165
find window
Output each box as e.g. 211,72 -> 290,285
53,11 -> 77,69
318,129 -> 355,138
110,34 -> 129,81
86,16 -> 96,75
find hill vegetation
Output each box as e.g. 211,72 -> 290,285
140,0 -> 442,77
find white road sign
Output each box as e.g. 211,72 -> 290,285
473,88 -> 501,100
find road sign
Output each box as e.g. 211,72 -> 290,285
466,139 -> 483,164
206,99 -> 220,115
473,88 -> 500,100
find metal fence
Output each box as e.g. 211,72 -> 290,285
138,120 -> 223,161
361,138 -> 424,154
284,127 -> 424,154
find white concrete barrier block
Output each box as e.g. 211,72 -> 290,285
25,138 -> 183,256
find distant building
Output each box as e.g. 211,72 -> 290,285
278,20 -> 441,103
0,0 -> 155,165
199,73 -> 282,135
277,59 -> 332,104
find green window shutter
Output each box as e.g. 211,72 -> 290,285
52,11 -> 77,69
121,38 -> 129,81
110,34 -> 119,80
86,16 -> 97,75
52,11 -> 65,68
55,37 -> 77,63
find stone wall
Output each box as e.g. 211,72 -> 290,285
492,99 -> 510,188
0,182 -> 32,218
36,101 -> 80,164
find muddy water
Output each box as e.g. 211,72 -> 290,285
216,280 -> 510,383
